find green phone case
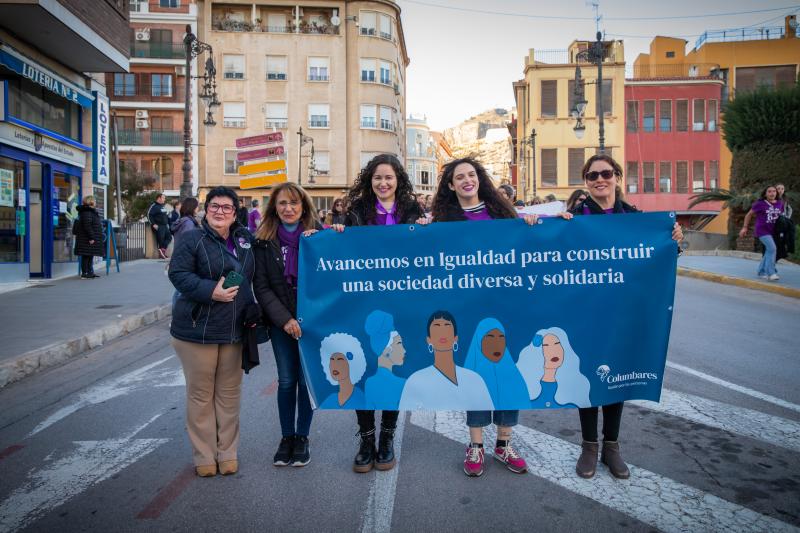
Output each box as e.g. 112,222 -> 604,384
222,271 -> 244,289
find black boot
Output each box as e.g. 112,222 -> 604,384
353,429 -> 376,473
375,425 -> 396,471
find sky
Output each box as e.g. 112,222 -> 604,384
397,0 -> 800,131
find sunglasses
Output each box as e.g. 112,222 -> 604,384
585,169 -> 618,182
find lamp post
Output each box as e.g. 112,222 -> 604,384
181,24 -> 218,201
518,129 -> 537,201
572,31 -> 606,153
296,127 -> 315,185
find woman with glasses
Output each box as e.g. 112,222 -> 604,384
569,154 -> 682,480
168,186 -> 256,477
253,182 -> 321,468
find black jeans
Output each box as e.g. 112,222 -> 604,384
356,410 -> 399,433
80,255 -> 94,276
578,402 -> 623,442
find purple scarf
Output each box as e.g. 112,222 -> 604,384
277,223 -> 302,287
375,200 -> 397,226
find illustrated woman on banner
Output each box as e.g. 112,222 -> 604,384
319,333 -> 367,409
463,318 -> 530,409
363,310 -> 407,411
516,326 -> 590,409
399,310 -> 493,411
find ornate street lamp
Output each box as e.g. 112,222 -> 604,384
572,31 -> 607,152
296,127 -> 315,186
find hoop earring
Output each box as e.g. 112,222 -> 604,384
427,344 -> 433,353
452,342 -> 459,352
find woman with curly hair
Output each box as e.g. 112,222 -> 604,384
333,153 -> 424,473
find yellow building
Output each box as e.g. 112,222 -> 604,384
197,0 -> 409,210
513,39 -> 626,201
634,16 -> 800,234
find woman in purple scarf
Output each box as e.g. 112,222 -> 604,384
252,183 -> 320,468
333,154 -> 424,473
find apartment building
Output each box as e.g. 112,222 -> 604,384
513,39 -> 626,201
199,0 -> 408,210
109,0 -> 200,197
405,114 -> 437,193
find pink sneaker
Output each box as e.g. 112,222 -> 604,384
494,443 -> 528,473
463,444 -> 484,477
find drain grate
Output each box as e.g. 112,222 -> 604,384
96,304 -> 123,309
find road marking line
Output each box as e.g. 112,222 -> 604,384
29,356 -> 175,437
0,444 -> 24,461
632,389 -> 800,453
667,361 -> 800,414
136,465 -> 196,519
411,411 -> 799,533
360,415 -> 406,533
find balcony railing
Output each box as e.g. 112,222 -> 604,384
130,42 -> 185,60
309,119 -> 329,128
695,26 -> 787,50
265,119 -> 288,129
223,119 -> 246,128
118,129 -> 183,146
108,81 -> 186,103
267,72 -> 287,80
212,15 -> 340,34
361,118 -> 376,128
627,63 -> 720,80
308,73 -> 329,81
533,46 -> 621,65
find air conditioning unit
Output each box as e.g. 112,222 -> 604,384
135,29 -> 150,41
135,110 -> 149,119
135,119 -> 149,129
175,65 -> 186,76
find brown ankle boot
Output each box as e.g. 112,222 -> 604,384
601,440 -> 630,479
576,441 -> 599,478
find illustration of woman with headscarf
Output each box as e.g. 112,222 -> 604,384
516,326 -> 591,409
319,333 -> 367,409
399,310 -> 492,411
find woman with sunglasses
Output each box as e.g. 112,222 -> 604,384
570,154 -> 682,480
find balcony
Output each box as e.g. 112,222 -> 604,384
130,1 -> 192,14
130,42 -> 186,60
628,63 -> 720,80
532,43 -> 622,65
118,129 -> 183,146
361,118 -> 377,128
309,118 -> 329,128
212,4 -> 340,35
265,119 -> 288,129
695,25 -> 788,50
108,81 -> 186,103
223,119 -> 246,128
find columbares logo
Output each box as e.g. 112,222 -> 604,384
596,365 -> 658,389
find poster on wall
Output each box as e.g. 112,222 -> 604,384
297,213 -> 679,410
0,169 -> 13,207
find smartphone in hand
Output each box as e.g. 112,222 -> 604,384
222,271 -> 244,289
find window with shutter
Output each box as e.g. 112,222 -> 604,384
626,101 -> 638,132
540,148 -> 557,186
541,81 -> 557,118
223,102 -> 246,128
708,100 -> 718,132
659,162 -> 671,192
692,161 -> 705,191
223,55 -> 245,80
643,100 -> 655,132
309,104 -> 329,128
676,161 -> 688,193
693,100 -> 705,131
264,103 -> 288,129
266,56 -> 287,80
643,162 -> 655,193
676,100 -> 688,132
360,104 -> 377,128
626,161 -> 638,193
568,148 -> 584,185
659,100 -> 671,132
595,79 -> 612,116
709,160 -> 719,189
308,57 -> 329,81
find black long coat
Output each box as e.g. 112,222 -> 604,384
74,205 -> 104,257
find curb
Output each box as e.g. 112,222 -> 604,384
0,304 -> 172,390
677,267 -> 800,299
682,249 -> 795,265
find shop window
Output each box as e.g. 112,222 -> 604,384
0,158 -> 26,263
52,172 -> 80,263
7,77 -> 80,141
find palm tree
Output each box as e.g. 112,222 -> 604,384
689,189 -> 757,250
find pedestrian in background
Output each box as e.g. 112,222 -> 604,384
776,183 -> 793,219
498,184 -> 515,204
566,189 -> 588,211
169,200 -> 181,226
147,193 -> 172,259
170,197 -> 200,246
168,186 -> 256,478
248,199 -> 261,233
74,195 -> 103,279
740,185 -> 784,281
253,182 -> 321,468
236,198 -> 249,228
324,197 -> 347,226
570,154 -> 682,480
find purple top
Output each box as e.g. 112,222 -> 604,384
374,200 -> 397,225
751,199 -> 784,238
247,209 -> 261,232
462,203 -> 493,221
582,204 -> 614,215
371,213 -> 393,226
225,235 -> 237,257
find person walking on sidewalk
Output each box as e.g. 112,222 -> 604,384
570,153 -> 683,480
740,185 -> 784,281
776,183 -> 793,219
147,193 -> 172,259
168,186 -> 255,478
247,199 -> 261,233
74,195 -> 104,279
253,182 -> 320,468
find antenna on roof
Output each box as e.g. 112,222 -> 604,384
587,1 -> 602,35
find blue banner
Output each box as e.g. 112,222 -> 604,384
297,212 -> 677,410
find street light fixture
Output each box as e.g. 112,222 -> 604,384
571,31 -> 607,153
518,129 -> 537,200
297,127 -> 315,186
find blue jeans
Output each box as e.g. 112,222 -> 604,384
270,326 -> 313,437
466,410 -> 519,428
758,235 -> 777,277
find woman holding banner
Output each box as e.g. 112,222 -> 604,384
253,182 -> 320,468
333,153 -> 423,473
431,157 -> 555,477
570,153 -> 682,480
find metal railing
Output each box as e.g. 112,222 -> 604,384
532,47 -> 621,65
628,63 -> 720,80
695,26 -> 787,50
117,129 -> 183,146
108,81 -> 186,102
212,16 -> 340,34
130,42 -> 186,59
116,222 -> 147,262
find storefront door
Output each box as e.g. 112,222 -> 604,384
29,161 -> 43,276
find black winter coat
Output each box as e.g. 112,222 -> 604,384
252,222 -> 323,329
74,205 -> 104,256
344,200 -> 423,226
168,219 -> 255,344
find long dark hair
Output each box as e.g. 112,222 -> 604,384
346,154 -> 417,223
759,185 -> 777,201
432,157 -> 517,221
180,197 -> 199,217
566,189 -> 587,211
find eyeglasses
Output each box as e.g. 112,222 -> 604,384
208,203 -> 235,214
585,169 -> 618,182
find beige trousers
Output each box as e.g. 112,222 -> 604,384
172,338 -> 244,466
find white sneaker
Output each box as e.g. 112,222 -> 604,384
758,274 -> 768,279
768,274 -> 780,281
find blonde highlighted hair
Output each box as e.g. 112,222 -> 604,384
255,182 -> 318,241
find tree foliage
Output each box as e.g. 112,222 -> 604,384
119,167 -> 158,222
722,83 -> 800,152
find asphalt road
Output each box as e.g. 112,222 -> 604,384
0,277 -> 798,533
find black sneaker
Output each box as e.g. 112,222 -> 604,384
291,435 -> 310,467
273,436 -> 294,466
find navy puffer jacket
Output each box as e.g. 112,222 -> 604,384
168,219 -> 255,344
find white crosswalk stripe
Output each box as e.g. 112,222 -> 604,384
411,410 -> 799,533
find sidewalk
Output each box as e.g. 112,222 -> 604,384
0,260 -> 173,388
678,253 -> 800,298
